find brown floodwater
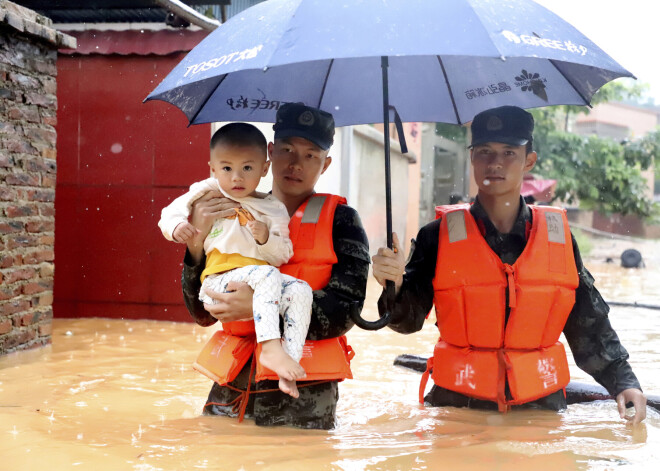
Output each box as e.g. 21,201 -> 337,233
2,249 -> 660,470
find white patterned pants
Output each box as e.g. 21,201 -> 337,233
200,265 -> 313,363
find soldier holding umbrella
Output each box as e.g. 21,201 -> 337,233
372,106 -> 647,423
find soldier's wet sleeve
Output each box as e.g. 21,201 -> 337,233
306,205 -> 370,341
563,234 -> 642,396
380,219 -> 440,334
181,249 -> 218,327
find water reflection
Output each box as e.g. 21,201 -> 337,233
1,243 -> 660,470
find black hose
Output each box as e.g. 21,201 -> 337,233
607,301 -> 660,310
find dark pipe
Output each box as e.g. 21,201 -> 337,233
393,354 -> 660,412
607,301 -> 660,310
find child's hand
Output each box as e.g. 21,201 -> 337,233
173,222 -> 200,243
247,220 -> 269,245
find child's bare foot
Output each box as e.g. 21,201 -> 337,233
279,378 -> 300,398
259,339 -> 306,381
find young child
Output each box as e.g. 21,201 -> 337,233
159,122 -> 312,398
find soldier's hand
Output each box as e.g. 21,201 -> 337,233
190,190 -> 241,236
187,191 -> 241,264
371,232 -> 405,292
616,388 -> 647,425
202,281 -> 254,322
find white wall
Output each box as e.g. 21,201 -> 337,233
352,125 -> 409,256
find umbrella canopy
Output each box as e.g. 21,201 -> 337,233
146,0 -> 633,127
146,0 -> 633,329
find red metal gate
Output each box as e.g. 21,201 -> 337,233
55,43 -> 211,321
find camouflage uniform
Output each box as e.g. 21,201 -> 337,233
380,197 -> 641,410
183,204 -> 370,429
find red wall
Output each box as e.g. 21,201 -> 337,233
54,54 -> 211,321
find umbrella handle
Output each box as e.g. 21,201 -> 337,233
350,281 -> 394,331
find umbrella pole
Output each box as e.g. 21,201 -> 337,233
380,56 -> 395,323
350,56 -> 393,331
381,56 -> 394,252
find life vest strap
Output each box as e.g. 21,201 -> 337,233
469,344 -> 529,411
204,351 -> 333,423
497,349 -> 511,413
504,264 -> 517,309
419,356 -> 434,405
339,335 -> 355,361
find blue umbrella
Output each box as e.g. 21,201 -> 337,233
146,0 -> 633,329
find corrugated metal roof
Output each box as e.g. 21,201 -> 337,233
12,1 -> 230,24
206,0 -> 265,20
59,29 -> 209,55
39,8 -> 168,24
14,1 -> 229,10
14,1 -> 158,9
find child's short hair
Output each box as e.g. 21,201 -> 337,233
210,122 -> 267,155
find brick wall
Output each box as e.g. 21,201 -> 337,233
0,1 -> 74,355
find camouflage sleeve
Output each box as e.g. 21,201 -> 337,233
563,234 -> 642,396
378,219 -> 440,334
306,205 -> 370,341
181,250 -> 218,327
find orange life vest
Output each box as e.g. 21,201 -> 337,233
193,194 -> 354,384
421,204 -> 579,411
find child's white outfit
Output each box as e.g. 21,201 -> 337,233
159,177 -> 312,363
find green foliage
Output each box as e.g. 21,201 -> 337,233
586,79 -> 648,107
203,7 -> 217,19
623,128 -> 660,169
530,80 -> 658,218
531,80 -> 648,135
534,131 -> 655,217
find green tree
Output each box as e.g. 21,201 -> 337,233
627,127 -> 660,195
535,132 -> 655,217
530,81 -> 658,218
531,80 -> 648,155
